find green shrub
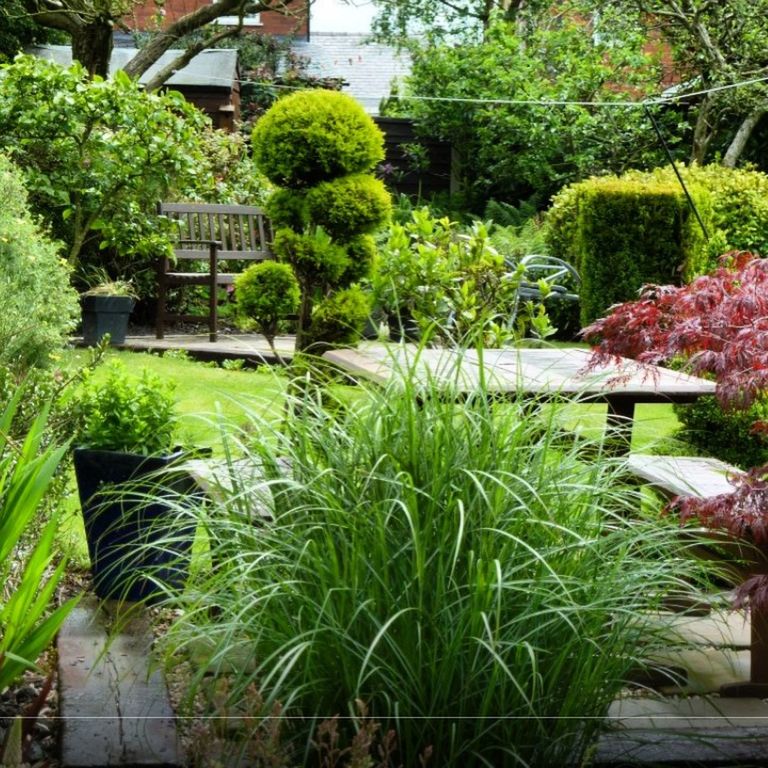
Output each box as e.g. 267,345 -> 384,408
374,208 -> 551,345
252,90 -> 385,187
627,164 -> 768,259
674,395 -> 768,469
0,154 -> 79,369
305,174 -> 392,239
542,181 -> 581,263
0,55 -> 209,275
547,175 -> 711,324
546,165 -> 768,323
271,227 -> 350,286
235,261 -> 300,361
236,261 -> 301,327
305,285 -> 371,347
340,234 -> 376,284
73,361 -> 177,455
252,90 -> 390,354
264,187 -> 307,230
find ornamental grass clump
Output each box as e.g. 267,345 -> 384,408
157,357 -> 713,766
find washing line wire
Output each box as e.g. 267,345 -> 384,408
157,67 -> 768,108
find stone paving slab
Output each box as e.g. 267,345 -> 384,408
597,609 -> 768,765
58,596 -> 179,768
596,726 -> 768,766
657,610 -> 750,648
121,333 -> 294,366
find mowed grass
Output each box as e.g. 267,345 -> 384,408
62,348 -> 288,450
55,345 -> 687,566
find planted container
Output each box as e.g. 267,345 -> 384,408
81,294 -> 135,346
72,361 -> 196,602
73,447 -> 197,602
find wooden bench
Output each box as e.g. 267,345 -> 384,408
156,202 -> 272,342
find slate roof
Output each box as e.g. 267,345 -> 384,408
26,45 -> 239,90
291,33 -> 410,113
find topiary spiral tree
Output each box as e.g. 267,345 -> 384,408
252,90 -> 391,355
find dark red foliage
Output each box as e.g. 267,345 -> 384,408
733,574 -> 768,612
582,252 -> 768,412
585,252 -> 768,586
671,464 -> 768,544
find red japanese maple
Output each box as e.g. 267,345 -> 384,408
583,252 -> 768,608
582,251 -> 768,412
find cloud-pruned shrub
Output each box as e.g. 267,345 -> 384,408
252,90 -> 390,354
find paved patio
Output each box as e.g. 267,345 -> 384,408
596,608 -> 768,766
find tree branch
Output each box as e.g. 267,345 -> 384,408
122,0 -> 292,80
142,24 -> 243,91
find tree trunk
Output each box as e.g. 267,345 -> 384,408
295,285 -> 314,355
71,18 -> 113,78
690,95 -> 714,165
722,110 -> 765,168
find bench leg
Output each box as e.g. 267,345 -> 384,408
209,282 -> 218,343
720,602 -> 768,697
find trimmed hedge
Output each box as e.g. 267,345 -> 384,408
546,164 -> 768,325
573,178 -> 709,324
546,175 -> 711,325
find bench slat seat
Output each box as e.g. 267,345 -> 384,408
156,202 -> 272,342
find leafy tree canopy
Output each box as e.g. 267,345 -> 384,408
374,0 -> 768,194
605,0 -> 768,166
394,4 -> 677,208
0,55 -> 210,276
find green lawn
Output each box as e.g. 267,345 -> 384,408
64,348 -> 288,450
56,345 -> 688,567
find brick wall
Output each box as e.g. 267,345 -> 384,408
127,0 -> 308,38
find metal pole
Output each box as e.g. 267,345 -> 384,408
644,103 -> 710,242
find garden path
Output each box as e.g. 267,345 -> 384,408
596,608 -> 768,766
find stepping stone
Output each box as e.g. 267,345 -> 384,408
58,595 -> 180,768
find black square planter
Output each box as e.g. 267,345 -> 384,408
81,295 -> 135,346
73,447 -> 199,603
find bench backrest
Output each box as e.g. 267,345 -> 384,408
158,202 -> 271,261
